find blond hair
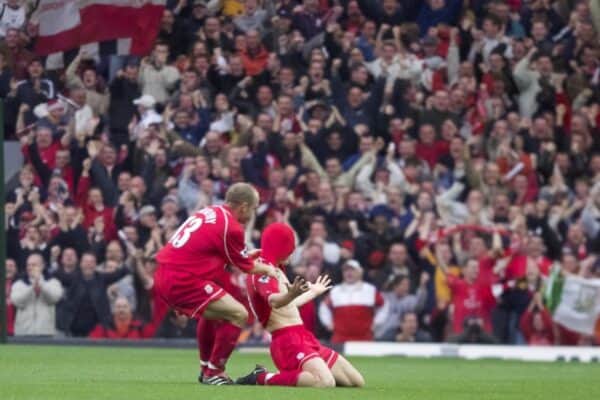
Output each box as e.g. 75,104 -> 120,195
225,183 -> 258,207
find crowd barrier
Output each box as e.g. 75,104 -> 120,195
7,337 -> 600,362
344,342 -> 600,363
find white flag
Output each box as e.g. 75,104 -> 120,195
553,276 -> 600,335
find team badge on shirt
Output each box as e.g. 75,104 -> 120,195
204,284 -> 213,294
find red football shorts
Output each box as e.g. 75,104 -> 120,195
270,324 -> 339,371
154,264 -> 227,318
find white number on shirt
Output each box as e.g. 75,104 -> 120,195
170,216 -> 203,248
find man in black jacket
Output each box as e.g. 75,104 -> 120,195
50,205 -> 90,256
89,143 -> 126,207
10,58 -> 55,125
108,58 -> 140,147
57,252 -> 129,337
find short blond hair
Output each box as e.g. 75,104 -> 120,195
225,183 -> 258,207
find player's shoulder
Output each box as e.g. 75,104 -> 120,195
190,206 -> 219,225
216,205 -> 245,232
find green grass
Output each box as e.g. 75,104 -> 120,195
1,345 -> 599,400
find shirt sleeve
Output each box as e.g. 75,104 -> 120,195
223,221 -> 254,272
254,275 -> 280,300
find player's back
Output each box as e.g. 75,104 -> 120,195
156,205 -> 249,279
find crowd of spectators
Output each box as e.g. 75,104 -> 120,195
2,0 -> 600,346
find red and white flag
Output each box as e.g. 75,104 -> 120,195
33,0 -> 165,56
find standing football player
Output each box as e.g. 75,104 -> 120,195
155,183 -> 277,385
238,222 -> 365,388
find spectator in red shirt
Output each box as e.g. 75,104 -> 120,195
318,259 -> 385,343
21,125 -> 69,174
503,234 -> 552,280
416,124 -> 443,169
442,258 -> 495,334
239,29 -> 268,76
89,296 -> 157,339
79,187 -> 117,242
520,293 -> 554,346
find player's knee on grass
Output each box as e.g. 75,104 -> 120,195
303,358 -> 336,388
318,373 -> 336,388
332,356 -> 364,387
296,371 -> 320,387
348,370 -> 365,388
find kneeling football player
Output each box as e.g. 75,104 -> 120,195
237,222 -> 364,388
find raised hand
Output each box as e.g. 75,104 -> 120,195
308,274 -> 332,296
286,276 -> 310,297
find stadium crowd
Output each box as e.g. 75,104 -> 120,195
1,0 -> 600,346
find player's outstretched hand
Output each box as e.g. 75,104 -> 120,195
251,258 -> 279,278
286,276 -> 310,297
309,275 -> 332,296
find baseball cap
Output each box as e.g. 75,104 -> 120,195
139,205 -> 157,217
142,113 -> 163,127
343,259 -> 362,271
340,239 -> 356,252
192,0 -> 207,7
133,94 -> 156,108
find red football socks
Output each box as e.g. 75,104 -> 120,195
257,370 -> 300,386
206,322 -> 241,376
196,318 -> 217,374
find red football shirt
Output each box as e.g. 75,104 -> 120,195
246,273 -> 280,326
447,275 -> 494,333
156,205 -> 253,279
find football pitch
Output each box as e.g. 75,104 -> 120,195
1,345 -> 599,400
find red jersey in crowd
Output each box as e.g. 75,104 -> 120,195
89,319 -> 157,339
505,254 -> 552,280
75,175 -> 118,240
156,205 -> 253,279
416,140 -> 447,168
319,282 -> 384,343
21,140 -> 65,171
83,204 -> 118,240
519,308 -> 554,346
447,275 -> 495,333
476,256 -> 500,287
